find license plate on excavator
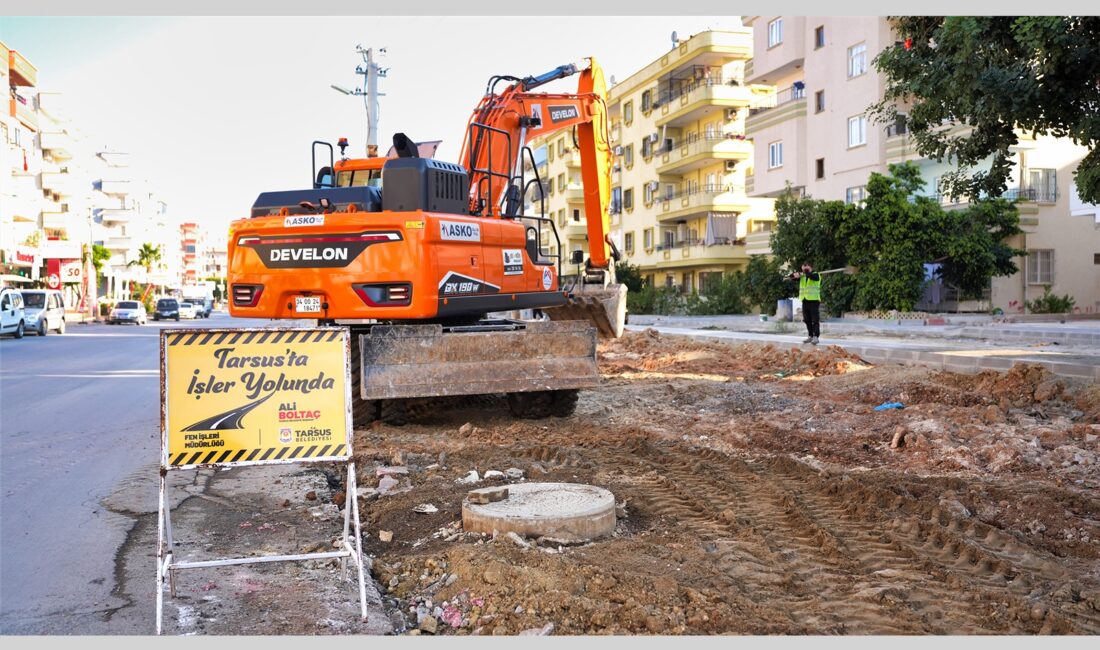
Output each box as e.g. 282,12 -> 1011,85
295,296 -> 321,313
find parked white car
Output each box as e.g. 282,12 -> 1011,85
178,302 -> 199,319
109,300 -> 147,325
20,289 -> 66,336
1,287 -> 26,338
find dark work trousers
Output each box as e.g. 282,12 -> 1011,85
802,300 -> 821,338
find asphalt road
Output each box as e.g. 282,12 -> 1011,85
0,312 -> 271,633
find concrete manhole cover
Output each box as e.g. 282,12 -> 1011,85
461,482 -> 616,541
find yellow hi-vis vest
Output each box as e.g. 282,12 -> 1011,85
799,275 -> 821,301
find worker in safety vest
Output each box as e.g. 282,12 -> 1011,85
790,262 -> 821,345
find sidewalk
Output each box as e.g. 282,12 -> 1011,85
625,321 -> 1100,382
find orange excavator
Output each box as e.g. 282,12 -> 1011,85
227,58 -> 625,424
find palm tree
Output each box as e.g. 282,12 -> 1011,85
128,243 -> 164,305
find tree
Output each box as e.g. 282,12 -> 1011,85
740,256 -> 788,315
872,16 -> 1100,204
770,163 -> 1022,312
614,260 -> 646,294
132,243 -> 164,277
89,244 -> 111,276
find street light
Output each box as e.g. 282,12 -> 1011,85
330,84 -> 357,96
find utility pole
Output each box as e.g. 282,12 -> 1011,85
330,44 -> 388,158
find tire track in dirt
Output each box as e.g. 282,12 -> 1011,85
599,440 -> 1096,634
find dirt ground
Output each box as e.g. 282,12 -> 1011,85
351,330 -> 1100,635
162,330 -> 1100,635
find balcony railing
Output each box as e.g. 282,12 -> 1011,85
655,76 -> 744,107
660,183 -> 745,202
748,83 -> 806,116
656,236 -> 744,251
927,186 -> 1058,205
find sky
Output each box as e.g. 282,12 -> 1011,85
0,15 -> 739,233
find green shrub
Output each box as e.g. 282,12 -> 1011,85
1025,287 -> 1075,314
685,273 -> 748,315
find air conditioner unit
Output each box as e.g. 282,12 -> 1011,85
647,181 -> 659,191
613,145 -> 623,156
649,133 -> 659,143
725,160 -> 738,171
726,108 -> 738,119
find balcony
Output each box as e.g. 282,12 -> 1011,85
651,237 -> 750,266
106,236 -> 133,252
656,134 -> 753,175
745,85 -> 807,133
41,171 -> 74,194
36,92 -> 64,120
98,152 -> 130,168
745,229 -> 773,256
656,185 -> 750,223
564,183 -> 585,202
561,149 -> 580,168
10,93 -> 37,131
40,131 -> 73,159
99,180 -> 130,196
654,79 -> 753,128
746,171 -> 755,194
41,210 -> 74,232
558,221 -> 588,240
100,208 -> 136,224
8,48 -> 38,87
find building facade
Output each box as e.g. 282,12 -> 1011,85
743,16 -> 1100,313
528,28 -> 777,293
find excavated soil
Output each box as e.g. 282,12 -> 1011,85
345,330 -> 1099,635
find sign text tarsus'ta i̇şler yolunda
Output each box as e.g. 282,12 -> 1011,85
186,346 -> 336,400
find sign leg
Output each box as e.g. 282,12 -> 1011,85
156,472 -> 167,635
348,462 -> 369,622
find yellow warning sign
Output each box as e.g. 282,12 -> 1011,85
161,328 -> 351,468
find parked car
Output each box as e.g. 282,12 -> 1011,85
109,300 -> 147,325
178,302 -> 199,319
0,287 -> 26,339
154,298 -> 181,321
20,289 -> 66,336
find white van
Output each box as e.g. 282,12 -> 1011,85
20,289 -> 66,335
1,287 -> 27,339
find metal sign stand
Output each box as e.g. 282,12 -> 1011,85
155,461 -> 368,634
155,327 -> 368,635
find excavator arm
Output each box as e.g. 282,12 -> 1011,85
457,58 -> 626,337
459,58 -> 616,271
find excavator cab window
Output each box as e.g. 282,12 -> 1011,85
335,169 -> 383,188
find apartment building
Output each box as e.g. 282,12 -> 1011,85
1,41 -> 43,281
528,28 -> 777,293
744,16 -> 1100,313
179,221 -> 204,284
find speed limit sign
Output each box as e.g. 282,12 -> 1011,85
47,273 -> 61,289
61,260 -> 83,284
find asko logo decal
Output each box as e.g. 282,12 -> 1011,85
284,215 -> 324,227
438,272 -> 500,296
548,105 -> 580,123
439,221 -> 481,242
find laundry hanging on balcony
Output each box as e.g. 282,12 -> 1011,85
704,212 -> 738,246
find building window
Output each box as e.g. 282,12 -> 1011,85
558,173 -> 566,191
643,227 -> 653,250
572,209 -> 581,222
557,138 -> 566,157
768,141 -> 783,169
814,25 -> 825,49
815,90 -> 825,113
641,89 -> 652,113
624,101 -> 634,125
548,178 -> 555,195
1028,250 -> 1055,284
624,232 -> 635,254
611,186 -> 622,213
768,18 -> 783,48
644,182 -> 655,204
845,186 -> 867,205
664,183 -> 675,200
815,158 -> 825,180
624,188 -> 634,211
848,43 -> 868,78
1027,168 -> 1058,202
848,115 -> 867,147
623,144 -> 634,168
664,230 -> 676,249
548,146 -> 555,163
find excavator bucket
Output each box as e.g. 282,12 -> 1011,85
543,283 -> 627,339
357,320 -> 598,400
